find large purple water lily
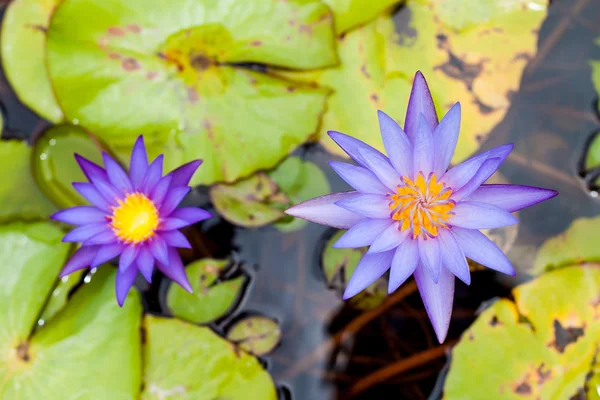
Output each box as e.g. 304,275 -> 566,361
51,136 -> 211,306
286,71 -> 557,343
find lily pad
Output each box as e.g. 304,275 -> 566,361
584,132 -> 600,172
444,264 -> 600,399
46,0 -> 336,185
532,216 -> 600,275
0,140 -> 56,222
1,0 -> 64,123
32,124 -> 107,209
39,269 -> 85,324
227,315 -> 282,356
322,230 -> 387,310
210,156 -> 330,229
142,315 -> 278,400
322,0 -> 400,34
166,259 -> 246,324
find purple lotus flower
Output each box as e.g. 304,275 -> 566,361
51,136 -> 211,306
286,71 -> 557,343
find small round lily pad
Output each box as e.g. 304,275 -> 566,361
226,315 -> 282,356
323,0 -> 400,34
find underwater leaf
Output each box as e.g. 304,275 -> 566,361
445,264 -> 600,399
142,315 -> 278,400
0,140 -> 57,222
227,315 -> 282,356
1,0 -> 64,123
166,259 -> 246,324
32,125 -> 107,209
322,230 -> 387,310
322,0 -> 400,34
46,0 -> 336,185
532,216 -> 600,275
38,269 -> 85,324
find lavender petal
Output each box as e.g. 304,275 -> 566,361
342,250 -> 394,300
285,192 -> 364,229
464,184 -> 558,212
414,263 -> 455,343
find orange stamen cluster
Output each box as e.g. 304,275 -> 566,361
388,173 -> 455,239
110,193 -> 159,244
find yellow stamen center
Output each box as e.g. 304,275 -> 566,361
110,193 -> 159,244
389,173 -> 455,239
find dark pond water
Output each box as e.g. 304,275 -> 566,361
2,0 -> 600,399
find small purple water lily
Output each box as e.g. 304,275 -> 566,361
51,136 -> 211,306
286,71 -> 557,343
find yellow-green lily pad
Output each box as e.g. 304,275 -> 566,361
46,0 -> 336,185
1,0 -> 64,123
322,0 -> 400,34
444,264 -> 600,399
584,132 -> 600,172
38,269 -> 85,324
142,315 -> 277,400
32,124 -> 107,209
0,140 -> 56,222
166,259 -> 247,324
226,315 -> 282,356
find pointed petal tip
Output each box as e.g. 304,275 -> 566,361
434,327 -> 448,344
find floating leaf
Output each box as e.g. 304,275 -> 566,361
592,39 -> 600,114
584,132 -> 600,172
1,0 -> 64,122
166,259 -> 246,324
32,125 -> 106,209
532,216 -> 600,275
46,0 -> 336,185
0,140 -> 56,222
322,230 -> 387,310
39,269 -> 85,324
227,315 -> 282,356
142,315 -> 278,400
445,265 -> 600,399
322,0 -> 400,34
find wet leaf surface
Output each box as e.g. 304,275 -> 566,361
1,0 -> 63,122
445,265 -> 600,400
226,315 -> 282,356
38,269 -> 85,325
166,258 -> 246,324
142,315 -> 277,400
0,140 -> 56,222
323,0 -> 400,34
46,0 -> 335,185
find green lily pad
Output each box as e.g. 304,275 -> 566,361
322,0 -> 400,34
584,132 -> 600,172
444,264 -> 600,399
592,39 -> 600,115
46,0 -> 336,185
166,259 -> 246,324
322,230 -> 387,310
38,268 -> 85,325
142,315 -> 278,400
226,315 -> 282,356
32,124 -> 107,209
532,216 -> 600,275
0,140 -> 57,222
1,0 -> 64,123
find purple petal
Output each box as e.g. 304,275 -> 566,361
75,154 -> 108,184
91,243 -> 124,268
432,102 -> 461,176
369,222 -> 410,253
59,246 -> 99,277
150,175 -> 173,205
158,230 -> 192,249
389,238 -> 419,293
72,182 -> 111,211
437,229 -> 470,285
51,206 -> 107,225
483,143 -> 513,164
404,71 -> 438,144
414,263 -> 455,343
285,192 -> 364,229
102,152 -> 133,193
83,230 -> 117,246
450,201 -> 518,230
357,148 -> 400,191
159,187 -> 191,217
329,161 -> 389,195
413,114 -> 435,177
129,136 -> 149,188
377,110 -> 414,178
342,250 -> 394,300
327,130 -> 387,168
156,248 -> 192,293
332,218 -> 393,248
119,245 -> 139,272
452,227 -> 515,275
464,184 -> 558,212
115,265 -> 138,307
418,237 -> 441,283
441,154 -> 486,192
451,157 -> 502,201
92,178 -> 123,206
62,223 -> 110,243
169,159 -> 202,187
149,236 -> 169,266
136,245 -> 155,283
167,207 -> 212,226
139,155 -> 164,193
335,193 -> 392,219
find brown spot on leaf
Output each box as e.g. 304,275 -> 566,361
146,71 -> 159,80
370,93 -> 379,103
127,24 -> 142,34
249,40 -> 262,47
16,342 -> 30,362
536,363 -> 551,385
122,58 -> 140,71
107,26 -> 125,36
513,52 -> 533,62
468,332 -> 474,341
108,52 -> 122,60
191,54 -> 212,71
489,315 -> 502,326
248,214 -> 255,221
360,64 -> 371,79
514,381 -> 532,396
435,52 -> 484,91
550,319 -> 584,353
287,87 -> 296,93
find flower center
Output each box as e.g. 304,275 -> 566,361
110,193 -> 159,244
388,173 -> 455,239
